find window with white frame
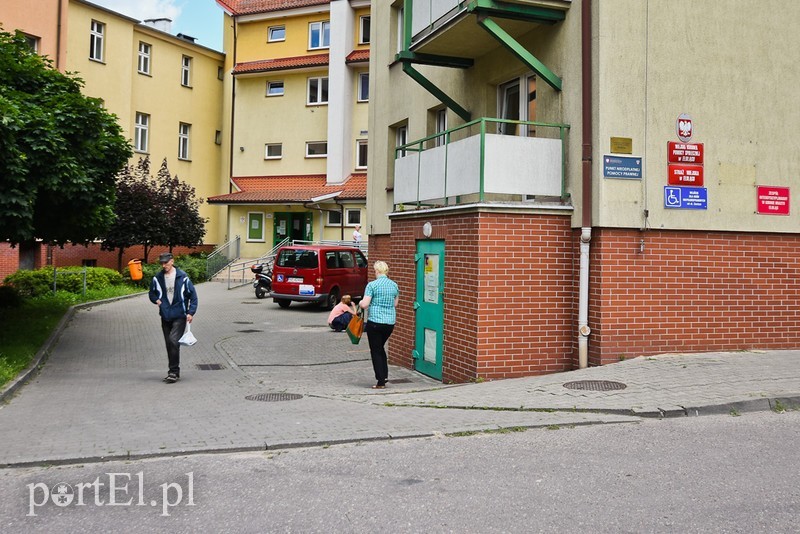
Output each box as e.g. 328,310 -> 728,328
308,21 -> 330,49
356,140 -> 368,169
138,42 -> 151,74
395,8 -> 404,53
90,20 -> 104,61
357,72 -> 369,102
435,108 -> 447,147
306,141 -> 327,158
347,209 -> 361,226
268,25 -> 286,42
24,34 -> 40,53
178,123 -> 191,160
134,112 -> 149,153
359,16 -> 371,44
396,124 -> 408,157
267,81 -> 284,96
265,143 -> 282,159
307,77 -> 328,105
181,55 -> 192,86
327,210 -> 342,226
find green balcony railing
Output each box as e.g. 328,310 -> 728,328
394,118 -> 569,208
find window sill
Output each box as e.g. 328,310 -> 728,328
178,158 -> 192,162
89,58 -> 105,65
306,102 -> 329,107
138,71 -> 152,77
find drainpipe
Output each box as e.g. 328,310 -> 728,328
578,0 -> 593,369
56,0 -> 63,70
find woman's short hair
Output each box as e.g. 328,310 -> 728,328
341,295 -> 352,304
373,260 -> 389,275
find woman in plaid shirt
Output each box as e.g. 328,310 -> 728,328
359,261 -> 399,389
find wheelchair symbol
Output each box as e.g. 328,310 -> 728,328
665,187 -> 681,207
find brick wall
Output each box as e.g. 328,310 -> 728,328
390,212 -> 575,383
587,228 -> 800,364
0,243 -> 20,282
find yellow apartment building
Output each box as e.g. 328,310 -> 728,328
210,0 -> 370,258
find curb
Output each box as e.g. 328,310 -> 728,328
0,292 -> 146,404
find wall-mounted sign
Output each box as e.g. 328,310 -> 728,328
756,186 -> 790,215
664,186 -> 707,210
603,155 -> 642,179
677,113 -> 693,142
610,137 -> 633,154
668,164 -> 704,186
668,142 -> 704,164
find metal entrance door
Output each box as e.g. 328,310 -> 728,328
413,240 -> 445,380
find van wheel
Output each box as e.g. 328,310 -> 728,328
276,299 -> 291,309
324,289 -> 339,311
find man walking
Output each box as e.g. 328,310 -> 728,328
149,253 -> 198,383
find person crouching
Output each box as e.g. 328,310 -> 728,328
328,295 -> 357,332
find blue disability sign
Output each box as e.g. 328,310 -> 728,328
664,186 -> 708,210
603,155 -> 642,179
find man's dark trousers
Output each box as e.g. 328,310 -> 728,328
162,317 -> 187,376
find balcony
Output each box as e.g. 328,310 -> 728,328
407,0 -> 572,59
393,118 -> 569,208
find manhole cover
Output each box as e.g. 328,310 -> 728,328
237,329 -> 263,333
241,302 -> 259,305
196,363 -> 225,371
245,393 -> 303,402
563,380 -> 627,391
389,378 -> 412,384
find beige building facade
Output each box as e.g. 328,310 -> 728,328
368,0 -> 800,382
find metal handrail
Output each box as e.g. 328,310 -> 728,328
225,237 -> 291,289
291,239 -> 368,257
206,235 -> 240,279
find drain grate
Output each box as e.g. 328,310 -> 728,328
241,302 -> 260,305
389,378 -> 412,384
563,380 -> 627,391
233,321 -> 254,325
245,393 -> 303,402
237,329 -> 263,333
196,363 -> 225,371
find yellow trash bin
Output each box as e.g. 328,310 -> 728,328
128,259 -> 143,281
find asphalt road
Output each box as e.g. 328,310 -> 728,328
2,410 -> 798,533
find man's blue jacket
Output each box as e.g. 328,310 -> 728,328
148,268 -> 198,321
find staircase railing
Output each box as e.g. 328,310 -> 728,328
225,237 -> 291,289
206,235 -> 240,279
291,239 -> 368,257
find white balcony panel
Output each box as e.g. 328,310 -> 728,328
412,0 -> 460,37
444,135 -> 481,197
483,134 -> 562,196
418,146 -> 447,201
394,153 -> 420,204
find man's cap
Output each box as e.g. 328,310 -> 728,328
158,252 -> 174,263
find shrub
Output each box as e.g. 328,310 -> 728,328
4,266 -> 124,297
175,253 -> 209,283
0,285 -> 22,308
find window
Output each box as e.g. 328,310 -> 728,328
435,108 -> 447,147
307,77 -> 329,105
306,142 -> 327,158
498,75 -> 536,136
338,251 -> 355,268
309,21 -> 330,49
178,123 -> 191,160
359,16 -> 371,44
181,55 -> 192,86
135,113 -> 149,152
138,42 -> 151,74
24,34 -> 40,53
396,8 -> 404,53
217,66 -> 224,80
396,124 -> 408,157
267,81 -> 284,96
357,73 -> 369,102
81,259 -> 97,267
90,20 -> 104,61
347,209 -> 361,226
327,210 -> 342,225
268,25 -> 285,42
265,143 -> 282,159
356,140 -> 368,169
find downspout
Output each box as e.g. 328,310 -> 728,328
228,17 -> 238,194
578,0 -> 593,369
56,0 -> 63,70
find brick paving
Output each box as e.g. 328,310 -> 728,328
0,282 -> 798,467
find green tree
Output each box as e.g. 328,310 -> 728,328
155,158 -> 207,253
0,30 -> 131,245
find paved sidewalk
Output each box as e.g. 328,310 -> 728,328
0,281 -> 798,467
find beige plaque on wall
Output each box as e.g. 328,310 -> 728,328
610,137 -> 633,154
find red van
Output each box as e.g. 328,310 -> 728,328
269,245 -> 368,309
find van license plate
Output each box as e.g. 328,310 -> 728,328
288,277 -> 304,283
299,284 -> 315,296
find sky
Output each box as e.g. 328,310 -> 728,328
91,0 -> 224,50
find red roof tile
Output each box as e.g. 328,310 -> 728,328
217,0 -> 329,16
346,50 -> 370,64
233,53 -> 329,74
208,174 -> 367,204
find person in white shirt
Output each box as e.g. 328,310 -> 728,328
353,224 -> 362,244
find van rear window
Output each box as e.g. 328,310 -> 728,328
277,249 -> 318,268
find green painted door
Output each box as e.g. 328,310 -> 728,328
414,240 -> 445,380
273,212 -> 313,246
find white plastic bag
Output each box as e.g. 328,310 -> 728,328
179,322 -> 197,346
